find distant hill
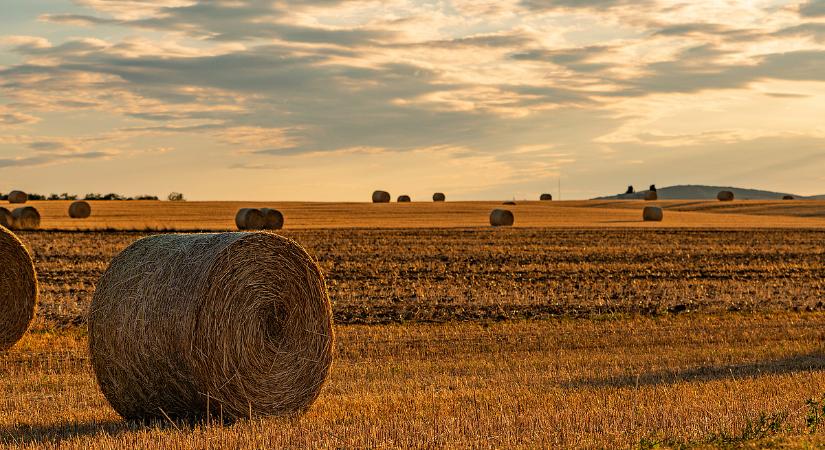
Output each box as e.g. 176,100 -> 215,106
594,185 -> 823,200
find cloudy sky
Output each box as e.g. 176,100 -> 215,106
1,0 -> 824,200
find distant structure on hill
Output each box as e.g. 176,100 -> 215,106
594,185 -> 818,200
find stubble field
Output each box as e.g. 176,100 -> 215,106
2,200 -> 825,448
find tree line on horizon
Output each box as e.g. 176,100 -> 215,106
0,192 -> 187,201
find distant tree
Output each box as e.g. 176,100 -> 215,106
135,195 -> 160,200
625,185 -> 635,194
649,184 -> 657,192
167,192 -> 186,202
28,193 -> 46,200
48,193 -> 60,200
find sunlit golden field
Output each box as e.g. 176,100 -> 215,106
3,200 -> 825,448
20,199 -> 825,230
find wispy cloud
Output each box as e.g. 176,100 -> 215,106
1,0 -> 824,198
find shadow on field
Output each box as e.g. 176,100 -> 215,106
565,351 -> 825,388
0,420 -> 153,446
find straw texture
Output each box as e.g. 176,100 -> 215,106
0,226 -> 38,351
88,232 -> 334,422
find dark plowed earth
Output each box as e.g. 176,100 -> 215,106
18,228 -> 825,327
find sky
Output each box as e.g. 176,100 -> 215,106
1,0 -> 824,201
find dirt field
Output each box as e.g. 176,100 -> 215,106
2,201 -> 825,448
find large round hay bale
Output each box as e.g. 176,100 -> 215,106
783,195 -> 794,200
432,192 -> 446,202
540,193 -> 552,201
260,208 -> 284,230
11,207 -> 40,230
89,232 -> 334,421
0,207 -> 12,229
235,208 -> 265,230
643,206 -> 663,222
68,201 -> 92,219
372,191 -> 391,203
7,191 -> 27,204
644,190 -> 658,201
397,195 -> 411,203
490,209 -> 514,227
0,226 -> 38,351
717,191 -> 734,201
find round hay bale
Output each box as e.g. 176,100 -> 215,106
502,201 -> 517,206
0,226 -> 38,351
432,192 -> 446,202
717,191 -> 734,201
11,207 -> 40,230
490,209 -> 514,227
235,208 -> 265,230
89,232 -> 334,422
7,191 -> 27,204
68,201 -> 92,219
644,190 -> 658,201
643,206 -> 663,222
260,208 -> 284,230
397,195 -> 411,203
540,193 -> 552,201
0,207 -> 12,229
372,190 -> 391,203
783,195 -> 794,200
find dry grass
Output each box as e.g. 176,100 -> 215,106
2,314 -> 825,448
19,200 -> 825,230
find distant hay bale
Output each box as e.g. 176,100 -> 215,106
717,191 -> 735,202
644,191 -> 658,201
0,226 -> 38,352
490,209 -> 514,227
89,232 -> 334,422
643,206 -> 663,222
397,195 -> 411,203
7,191 -> 27,204
11,207 -> 40,230
372,190 -> 391,203
259,208 -> 284,230
783,195 -> 795,200
68,201 -> 92,219
540,193 -> 552,201
502,201 -> 517,205
0,207 -> 11,229
235,208 -> 266,231
432,192 -> 446,202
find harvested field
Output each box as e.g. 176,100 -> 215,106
4,204 -> 825,448
19,228 -> 825,328
19,200 -> 825,230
